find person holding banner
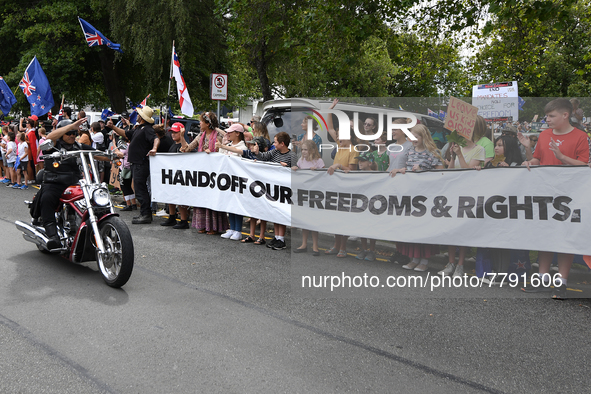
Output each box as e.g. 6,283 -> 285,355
292,140 -> 325,256
387,118 -> 414,172
439,126 -> 485,277
390,124 -> 444,271
180,112 -> 228,235
324,99 -> 359,257
159,123 -> 190,229
521,98 -> 590,299
251,132 -> 296,251
217,124 -> 248,241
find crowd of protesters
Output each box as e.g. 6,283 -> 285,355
1,97 -> 588,300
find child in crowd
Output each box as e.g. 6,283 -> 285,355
0,126 -> 8,182
439,127 -> 485,277
473,115 -> 494,165
159,122 -> 189,228
5,131 -> 16,187
36,127 -> 47,171
218,136 -> 268,244
371,134 -> 390,171
355,152 -> 380,261
251,131 -> 295,250
15,132 -> 29,189
292,140 -> 325,256
216,124 -> 248,241
521,98 -> 590,300
390,124 -> 444,271
484,135 -> 523,168
387,118 -> 415,171
325,98 -> 359,258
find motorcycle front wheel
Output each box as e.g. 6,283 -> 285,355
96,216 -> 134,288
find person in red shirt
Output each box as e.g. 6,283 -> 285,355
24,116 -> 38,184
521,98 -> 590,300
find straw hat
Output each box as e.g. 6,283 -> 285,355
137,106 -> 155,124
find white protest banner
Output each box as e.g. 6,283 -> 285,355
150,153 -> 291,225
472,81 -> 519,121
151,153 -> 591,255
292,167 -> 591,255
443,97 -> 479,140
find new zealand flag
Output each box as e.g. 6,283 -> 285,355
19,57 -> 54,117
78,17 -> 123,53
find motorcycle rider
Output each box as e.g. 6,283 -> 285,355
37,117 -> 93,249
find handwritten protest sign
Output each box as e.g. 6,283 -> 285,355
443,97 -> 479,140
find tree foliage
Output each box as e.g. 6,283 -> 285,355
1,0 -> 590,119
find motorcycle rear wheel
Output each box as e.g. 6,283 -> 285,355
96,216 -> 134,288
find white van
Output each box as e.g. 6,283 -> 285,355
256,98 -> 448,165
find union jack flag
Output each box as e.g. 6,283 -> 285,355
78,17 -> 123,53
19,72 -> 36,97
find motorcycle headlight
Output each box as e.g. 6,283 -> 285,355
92,188 -> 110,207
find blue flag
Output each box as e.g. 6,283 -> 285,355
19,57 -> 54,117
78,17 -> 123,53
101,108 -> 115,121
0,77 -> 17,116
518,96 -> 525,111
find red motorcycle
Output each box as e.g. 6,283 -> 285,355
15,145 -> 134,288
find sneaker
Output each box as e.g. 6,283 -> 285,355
402,261 -> 419,270
12,183 -> 21,189
364,251 -> 375,261
20,184 -> 28,190
266,238 -> 278,249
0,178 -> 9,183
355,250 -> 367,260
414,263 -> 428,272
465,256 -> 476,263
552,283 -> 568,300
230,231 -> 242,241
220,229 -> 233,239
173,220 -> 189,229
5,182 -> 13,187
155,209 -> 168,217
272,239 -> 287,250
438,262 -> 456,276
452,265 -> 464,277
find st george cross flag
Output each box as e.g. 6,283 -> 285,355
171,46 -> 194,117
0,77 -> 17,115
78,17 -> 123,53
19,57 -> 54,117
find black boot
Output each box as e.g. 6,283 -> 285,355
44,222 -> 61,250
160,214 -> 177,226
132,214 -> 152,224
173,220 -> 189,229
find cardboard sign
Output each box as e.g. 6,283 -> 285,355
109,165 -> 120,189
443,97 -> 478,140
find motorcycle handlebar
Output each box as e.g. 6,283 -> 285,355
46,150 -> 115,161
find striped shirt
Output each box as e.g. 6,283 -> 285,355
256,149 -> 296,167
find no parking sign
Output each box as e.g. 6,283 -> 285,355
210,73 -> 228,100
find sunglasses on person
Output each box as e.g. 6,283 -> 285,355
64,130 -> 77,136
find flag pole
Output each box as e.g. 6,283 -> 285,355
164,40 -> 174,128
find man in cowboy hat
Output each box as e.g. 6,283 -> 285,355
111,105 -> 159,224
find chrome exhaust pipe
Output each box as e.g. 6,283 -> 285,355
15,220 -> 48,247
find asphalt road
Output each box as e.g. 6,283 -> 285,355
1,186 -> 590,393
